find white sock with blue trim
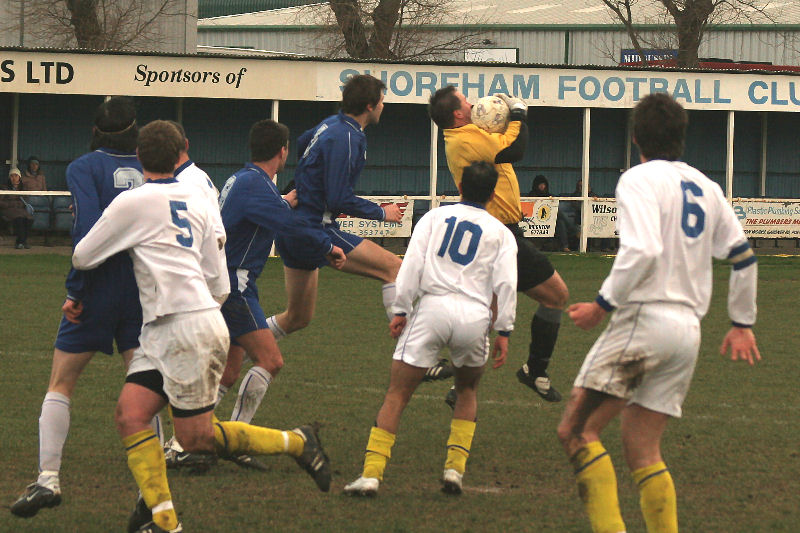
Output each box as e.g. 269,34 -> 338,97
266,315 -> 287,341
231,366 -> 273,424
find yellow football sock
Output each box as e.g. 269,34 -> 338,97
213,421 -> 303,457
362,426 -> 396,481
444,418 -> 476,475
632,462 -> 677,533
571,441 -> 626,533
123,429 -> 178,532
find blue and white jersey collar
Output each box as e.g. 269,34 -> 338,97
96,147 -> 136,157
460,200 -> 486,210
148,176 -> 178,184
174,159 -> 193,176
339,112 -> 363,132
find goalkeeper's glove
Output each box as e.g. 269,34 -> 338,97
497,94 -> 527,121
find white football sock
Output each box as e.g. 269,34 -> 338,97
231,366 -> 272,424
215,384 -> 229,408
382,282 -> 397,321
37,392 -> 70,481
266,315 -> 287,341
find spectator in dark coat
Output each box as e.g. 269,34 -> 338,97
1,167 -> 34,248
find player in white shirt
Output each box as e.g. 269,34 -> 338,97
72,121 -> 331,533
557,94 -> 760,533
344,161 -> 517,497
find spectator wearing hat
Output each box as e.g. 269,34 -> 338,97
22,156 -> 47,191
1,167 -> 34,248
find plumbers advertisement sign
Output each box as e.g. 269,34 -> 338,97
733,200 -> 800,237
1,50 -> 800,111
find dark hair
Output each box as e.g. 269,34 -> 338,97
461,161 -> 498,204
341,74 -> 386,115
428,86 -> 461,129
250,120 -> 289,162
531,174 -> 549,194
632,93 -> 687,161
166,120 -> 188,148
91,96 -> 138,152
137,120 -> 182,174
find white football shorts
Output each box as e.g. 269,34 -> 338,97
393,293 -> 492,369
574,301 -> 700,418
128,308 -> 230,411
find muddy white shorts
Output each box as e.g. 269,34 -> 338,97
127,308 -> 230,411
392,293 -> 492,369
574,302 -> 700,417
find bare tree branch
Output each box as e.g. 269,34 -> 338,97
303,0 -> 489,61
604,0 -> 779,67
3,0 -> 189,51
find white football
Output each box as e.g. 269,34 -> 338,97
471,95 -> 510,133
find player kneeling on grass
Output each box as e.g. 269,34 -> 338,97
557,94 -> 760,533
71,121 -> 332,533
344,161 -> 517,496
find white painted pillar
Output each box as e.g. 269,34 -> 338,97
726,110 -> 734,201
429,120 -> 439,209
580,107 -> 591,253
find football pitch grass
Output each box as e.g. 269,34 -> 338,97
1,252 -> 798,532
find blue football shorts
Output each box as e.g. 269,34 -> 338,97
220,276 -> 267,344
54,259 -> 142,355
275,223 -> 362,270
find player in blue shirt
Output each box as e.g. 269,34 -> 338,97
267,74 -> 402,350
11,97 -> 154,518
208,120 -> 345,462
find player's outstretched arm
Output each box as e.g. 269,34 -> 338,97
720,327 -> 761,366
491,335 -> 508,369
382,203 -> 403,223
325,245 -> 347,270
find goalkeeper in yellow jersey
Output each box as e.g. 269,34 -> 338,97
428,86 -> 569,403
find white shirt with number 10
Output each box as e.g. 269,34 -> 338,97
392,201 -> 518,334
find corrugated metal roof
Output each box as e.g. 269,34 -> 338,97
199,1 -> 320,19
200,0 -> 800,27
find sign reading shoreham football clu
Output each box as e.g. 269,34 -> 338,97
1,50 -> 800,111
336,200 -> 414,238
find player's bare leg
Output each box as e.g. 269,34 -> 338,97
271,266 -> 318,336
621,404 -> 677,533
345,361 -> 426,496
557,387 -> 627,533
518,271 -> 569,401
442,364 -> 485,494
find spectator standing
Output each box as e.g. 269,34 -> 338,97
22,156 -> 47,191
1,167 -> 33,249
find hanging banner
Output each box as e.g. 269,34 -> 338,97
336,199 -> 413,238
1,50 -> 800,111
586,200 -> 619,238
732,200 -> 800,237
519,199 -> 558,237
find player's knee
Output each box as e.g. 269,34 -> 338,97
115,405 -> 147,436
284,311 -> 312,332
556,419 -> 580,448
